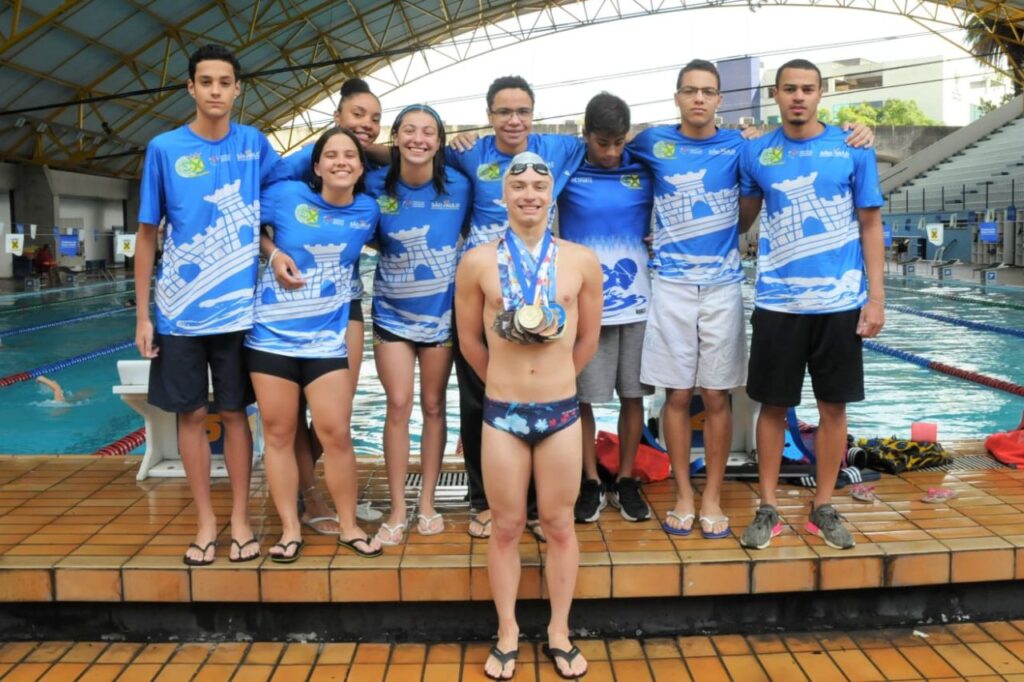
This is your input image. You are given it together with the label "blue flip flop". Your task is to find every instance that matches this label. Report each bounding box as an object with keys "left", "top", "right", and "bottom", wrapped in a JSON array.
[
  {"left": 661, "top": 510, "right": 695, "bottom": 536},
  {"left": 699, "top": 514, "right": 732, "bottom": 539}
]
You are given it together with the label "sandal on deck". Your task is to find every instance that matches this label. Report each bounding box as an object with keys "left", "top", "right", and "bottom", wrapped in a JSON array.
[
  {"left": 338, "top": 535, "right": 382, "bottom": 558},
  {"left": 229, "top": 537, "right": 261, "bottom": 563},
  {"left": 182, "top": 540, "right": 216, "bottom": 567},
  {"left": 661, "top": 510, "right": 695, "bottom": 536},
  {"left": 485, "top": 645, "right": 519, "bottom": 680},
  {"left": 375, "top": 521, "right": 407, "bottom": 546},
  {"left": 270, "top": 539, "right": 303, "bottom": 564},
  {"left": 542, "top": 643, "right": 588, "bottom": 679},
  {"left": 468, "top": 515, "right": 492, "bottom": 539},
  {"left": 416, "top": 512, "right": 445, "bottom": 536},
  {"left": 302, "top": 515, "right": 340, "bottom": 535},
  {"left": 526, "top": 519, "right": 546, "bottom": 543},
  {"left": 699, "top": 514, "right": 732, "bottom": 539}
]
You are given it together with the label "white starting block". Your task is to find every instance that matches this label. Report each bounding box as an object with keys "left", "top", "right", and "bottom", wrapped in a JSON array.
[
  {"left": 114, "top": 359, "right": 263, "bottom": 481},
  {"left": 649, "top": 387, "right": 759, "bottom": 468}
]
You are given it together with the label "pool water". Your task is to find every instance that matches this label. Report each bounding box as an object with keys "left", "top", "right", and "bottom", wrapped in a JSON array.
[{"left": 1, "top": 272, "right": 1022, "bottom": 454}]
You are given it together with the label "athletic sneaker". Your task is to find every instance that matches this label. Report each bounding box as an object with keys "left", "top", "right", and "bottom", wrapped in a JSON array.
[
  {"left": 739, "top": 504, "right": 783, "bottom": 550},
  {"left": 610, "top": 477, "right": 651, "bottom": 522},
  {"left": 806, "top": 502, "right": 855, "bottom": 549},
  {"left": 574, "top": 479, "right": 607, "bottom": 523}
]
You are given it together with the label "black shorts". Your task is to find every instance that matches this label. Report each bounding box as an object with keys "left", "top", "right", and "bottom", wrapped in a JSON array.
[
  {"left": 746, "top": 307, "right": 864, "bottom": 407},
  {"left": 349, "top": 298, "right": 364, "bottom": 324},
  {"left": 245, "top": 348, "right": 348, "bottom": 388},
  {"left": 372, "top": 323, "right": 452, "bottom": 349},
  {"left": 148, "top": 331, "right": 254, "bottom": 413}
]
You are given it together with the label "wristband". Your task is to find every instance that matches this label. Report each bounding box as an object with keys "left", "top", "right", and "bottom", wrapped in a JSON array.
[
  {"left": 267, "top": 248, "right": 280, "bottom": 268},
  {"left": 869, "top": 297, "right": 885, "bottom": 305}
]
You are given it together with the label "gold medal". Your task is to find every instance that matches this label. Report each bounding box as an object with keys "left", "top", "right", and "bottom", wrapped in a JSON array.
[{"left": 515, "top": 304, "right": 545, "bottom": 331}]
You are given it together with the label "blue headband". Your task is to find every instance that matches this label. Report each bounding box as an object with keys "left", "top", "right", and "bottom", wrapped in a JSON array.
[{"left": 395, "top": 104, "right": 443, "bottom": 128}]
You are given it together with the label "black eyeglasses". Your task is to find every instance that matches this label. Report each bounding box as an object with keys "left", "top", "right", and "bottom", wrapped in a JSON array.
[{"left": 507, "top": 161, "right": 550, "bottom": 176}]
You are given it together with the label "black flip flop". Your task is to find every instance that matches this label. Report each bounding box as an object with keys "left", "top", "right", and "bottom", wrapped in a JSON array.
[
  {"left": 270, "top": 539, "right": 304, "bottom": 564},
  {"left": 484, "top": 645, "right": 518, "bottom": 680},
  {"left": 542, "top": 643, "right": 587, "bottom": 680},
  {"left": 338, "top": 535, "right": 382, "bottom": 558},
  {"left": 526, "top": 520, "right": 546, "bottom": 543},
  {"left": 468, "top": 515, "right": 492, "bottom": 539},
  {"left": 182, "top": 540, "right": 216, "bottom": 566},
  {"left": 229, "top": 537, "right": 261, "bottom": 563}
]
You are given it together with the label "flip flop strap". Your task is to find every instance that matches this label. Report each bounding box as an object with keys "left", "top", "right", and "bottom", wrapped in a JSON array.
[{"left": 490, "top": 646, "right": 518, "bottom": 665}]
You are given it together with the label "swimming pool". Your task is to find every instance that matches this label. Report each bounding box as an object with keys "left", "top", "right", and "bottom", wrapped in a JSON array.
[{"left": 1, "top": 271, "right": 1022, "bottom": 454}]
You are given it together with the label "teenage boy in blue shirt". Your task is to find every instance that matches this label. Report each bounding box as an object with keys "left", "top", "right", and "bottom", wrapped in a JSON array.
[
  {"left": 135, "top": 44, "right": 279, "bottom": 565},
  {"left": 557, "top": 93, "right": 655, "bottom": 524},
  {"left": 738, "top": 59, "right": 885, "bottom": 550}
]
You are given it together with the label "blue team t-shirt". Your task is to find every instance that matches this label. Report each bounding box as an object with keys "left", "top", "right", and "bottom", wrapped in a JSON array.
[
  {"left": 628, "top": 126, "right": 744, "bottom": 286},
  {"left": 245, "top": 182, "right": 378, "bottom": 358},
  {"left": 365, "top": 167, "right": 472, "bottom": 343},
  {"left": 445, "top": 134, "right": 585, "bottom": 249},
  {"left": 557, "top": 153, "right": 653, "bottom": 325},
  {"left": 138, "top": 123, "right": 279, "bottom": 335},
  {"left": 265, "top": 142, "right": 381, "bottom": 300},
  {"left": 740, "top": 124, "right": 883, "bottom": 314}
]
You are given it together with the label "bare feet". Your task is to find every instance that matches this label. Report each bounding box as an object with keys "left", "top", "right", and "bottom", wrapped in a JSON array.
[
  {"left": 698, "top": 500, "right": 730, "bottom": 537},
  {"left": 663, "top": 495, "right": 696, "bottom": 533},
  {"left": 484, "top": 628, "right": 519, "bottom": 680},
  {"left": 185, "top": 521, "right": 218, "bottom": 564},
  {"left": 301, "top": 486, "right": 340, "bottom": 534}
]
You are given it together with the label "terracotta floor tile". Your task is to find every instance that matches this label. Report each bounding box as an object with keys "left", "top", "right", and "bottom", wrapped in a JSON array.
[
  {"left": 827, "top": 649, "right": 885, "bottom": 681},
  {"left": 231, "top": 664, "right": 275, "bottom": 682},
  {"left": 677, "top": 636, "right": 716, "bottom": 658},
  {"left": 610, "top": 658, "right": 653, "bottom": 681},
  {"left": 353, "top": 643, "right": 391, "bottom": 664},
  {"left": 746, "top": 634, "right": 787, "bottom": 655},
  {"left": 77, "top": 664, "right": 125, "bottom": 681},
  {"left": 114, "top": 663, "right": 162, "bottom": 681},
  {"left": 0, "top": 642, "right": 37, "bottom": 663},
  {"left": 207, "top": 643, "right": 249, "bottom": 664},
  {"left": 899, "top": 646, "right": 959, "bottom": 678},
  {"left": 3, "top": 663, "right": 55, "bottom": 681},
  {"left": 757, "top": 652, "right": 809, "bottom": 681},
  {"left": 153, "top": 663, "right": 200, "bottom": 681},
  {"left": 59, "top": 642, "right": 108, "bottom": 663},
  {"left": 0, "top": 568, "right": 53, "bottom": 601},
  {"left": 306, "top": 664, "right": 349, "bottom": 681},
  {"left": 793, "top": 650, "right": 847, "bottom": 681},
  {"left": 751, "top": 558, "right": 816, "bottom": 593},
  {"left": 318, "top": 643, "right": 357, "bottom": 665},
  {"left": 647, "top": 657, "right": 690, "bottom": 681},
  {"left": 964, "top": 642, "right": 1024, "bottom": 674},
  {"left": 421, "top": 663, "right": 461, "bottom": 681},
  {"left": 862, "top": 648, "right": 921, "bottom": 680},
  {"left": 261, "top": 563, "right": 330, "bottom": 602},
  {"left": 344, "top": 663, "right": 387, "bottom": 681},
  {"left": 424, "top": 643, "right": 461, "bottom": 664},
  {"left": 269, "top": 664, "right": 312, "bottom": 682},
  {"left": 25, "top": 642, "right": 73, "bottom": 662},
  {"left": 641, "top": 638, "right": 681, "bottom": 660},
  {"left": 278, "top": 644, "right": 318, "bottom": 665},
  {"left": 38, "top": 661, "right": 89, "bottom": 680},
  {"left": 244, "top": 642, "right": 285, "bottom": 665},
  {"left": 931, "top": 643, "right": 997, "bottom": 677},
  {"left": 684, "top": 655, "right": 731, "bottom": 681}
]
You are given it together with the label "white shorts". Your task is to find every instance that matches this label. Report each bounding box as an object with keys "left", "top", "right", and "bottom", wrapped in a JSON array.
[{"left": 640, "top": 279, "right": 747, "bottom": 390}]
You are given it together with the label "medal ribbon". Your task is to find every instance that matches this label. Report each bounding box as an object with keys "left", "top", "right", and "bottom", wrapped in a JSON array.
[{"left": 505, "top": 229, "right": 553, "bottom": 308}]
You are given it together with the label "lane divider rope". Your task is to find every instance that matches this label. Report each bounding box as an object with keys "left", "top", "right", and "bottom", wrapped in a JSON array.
[
  {"left": 864, "top": 339, "right": 1024, "bottom": 398},
  {"left": 0, "top": 340, "right": 134, "bottom": 388},
  {"left": 0, "top": 307, "right": 131, "bottom": 339},
  {"left": 94, "top": 427, "right": 146, "bottom": 456}
]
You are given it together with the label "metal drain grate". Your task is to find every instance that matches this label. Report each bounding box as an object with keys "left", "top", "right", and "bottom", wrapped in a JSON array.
[
  {"left": 404, "top": 470, "right": 468, "bottom": 499},
  {"left": 919, "top": 454, "right": 1008, "bottom": 472}
]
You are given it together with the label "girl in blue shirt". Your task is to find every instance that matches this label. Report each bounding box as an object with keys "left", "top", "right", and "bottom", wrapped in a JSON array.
[
  {"left": 365, "top": 105, "right": 472, "bottom": 545},
  {"left": 248, "top": 127, "right": 382, "bottom": 560}
]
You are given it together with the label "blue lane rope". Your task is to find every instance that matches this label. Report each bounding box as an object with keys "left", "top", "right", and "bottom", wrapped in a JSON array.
[
  {"left": 887, "top": 285, "right": 1024, "bottom": 312},
  {"left": 0, "top": 287, "right": 135, "bottom": 315},
  {"left": 0, "top": 340, "right": 135, "bottom": 388},
  {"left": 887, "top": 303, "right": 1024, "bottom": 340},
  {"left": 0, "top": 307, "right": 131, "bottom": 339}
]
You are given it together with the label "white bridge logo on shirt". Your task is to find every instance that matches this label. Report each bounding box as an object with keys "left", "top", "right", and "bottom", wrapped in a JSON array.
[
  {"left": 476, "top": 163, "right": 502, "bottom": 181},
  {"left": 653, "top": 141, "right": 676, "bottom": 159},
  {"left": 294, "top": 204, "right": 320, "bottom": 227},
  {"left": 174, "top": 153, "right": 210, "bottom": 178},
  {"left": 620, "top": 174, "right": 642, "bottom": 190},
  {"left": 377, "top": 195, "right": 399, "bottom": 215}
]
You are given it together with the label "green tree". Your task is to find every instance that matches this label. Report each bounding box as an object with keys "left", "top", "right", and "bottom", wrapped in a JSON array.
[
  {"left": 978, "top": 92, "right": 1015, "bottom": 114},
  {"left": 836, "top": 102, "right": 880, "bottom": 126},
  {"left": 966, "top": 16, "right": 1024, "bottom": 96},
  {"left": 877, "top": 99, "right": 936, "bottom": 125}
]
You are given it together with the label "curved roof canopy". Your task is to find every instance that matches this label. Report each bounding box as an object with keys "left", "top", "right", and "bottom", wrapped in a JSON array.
[{"left": 1, "top": 0, "right": 1022, "bottom": 178}]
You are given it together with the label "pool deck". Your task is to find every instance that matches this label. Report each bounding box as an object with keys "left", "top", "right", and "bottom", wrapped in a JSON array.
[
  {"left": 6, "top": 622, "right": 1024, "bottom": 681},
  {"left": 2, "top": 442, "right": 1022, "bottom": 610}
]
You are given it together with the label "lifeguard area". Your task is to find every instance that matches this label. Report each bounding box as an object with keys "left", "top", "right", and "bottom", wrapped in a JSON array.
[{"left": 3, "top": 1, "right": 1024, "bottom": 680}]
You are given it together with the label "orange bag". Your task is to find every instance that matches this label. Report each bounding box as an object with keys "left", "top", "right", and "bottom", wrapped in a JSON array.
[
  {"left": 985, "top": 412, "right": 1024, "bottom": 469},
  {"left": 595, "top": 430, "right": 671, "bottom": 483}
]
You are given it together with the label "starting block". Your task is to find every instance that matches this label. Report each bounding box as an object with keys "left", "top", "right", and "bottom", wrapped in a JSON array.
[{"left": 114, "top": 360, "right": 263, "bottom": 481}]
